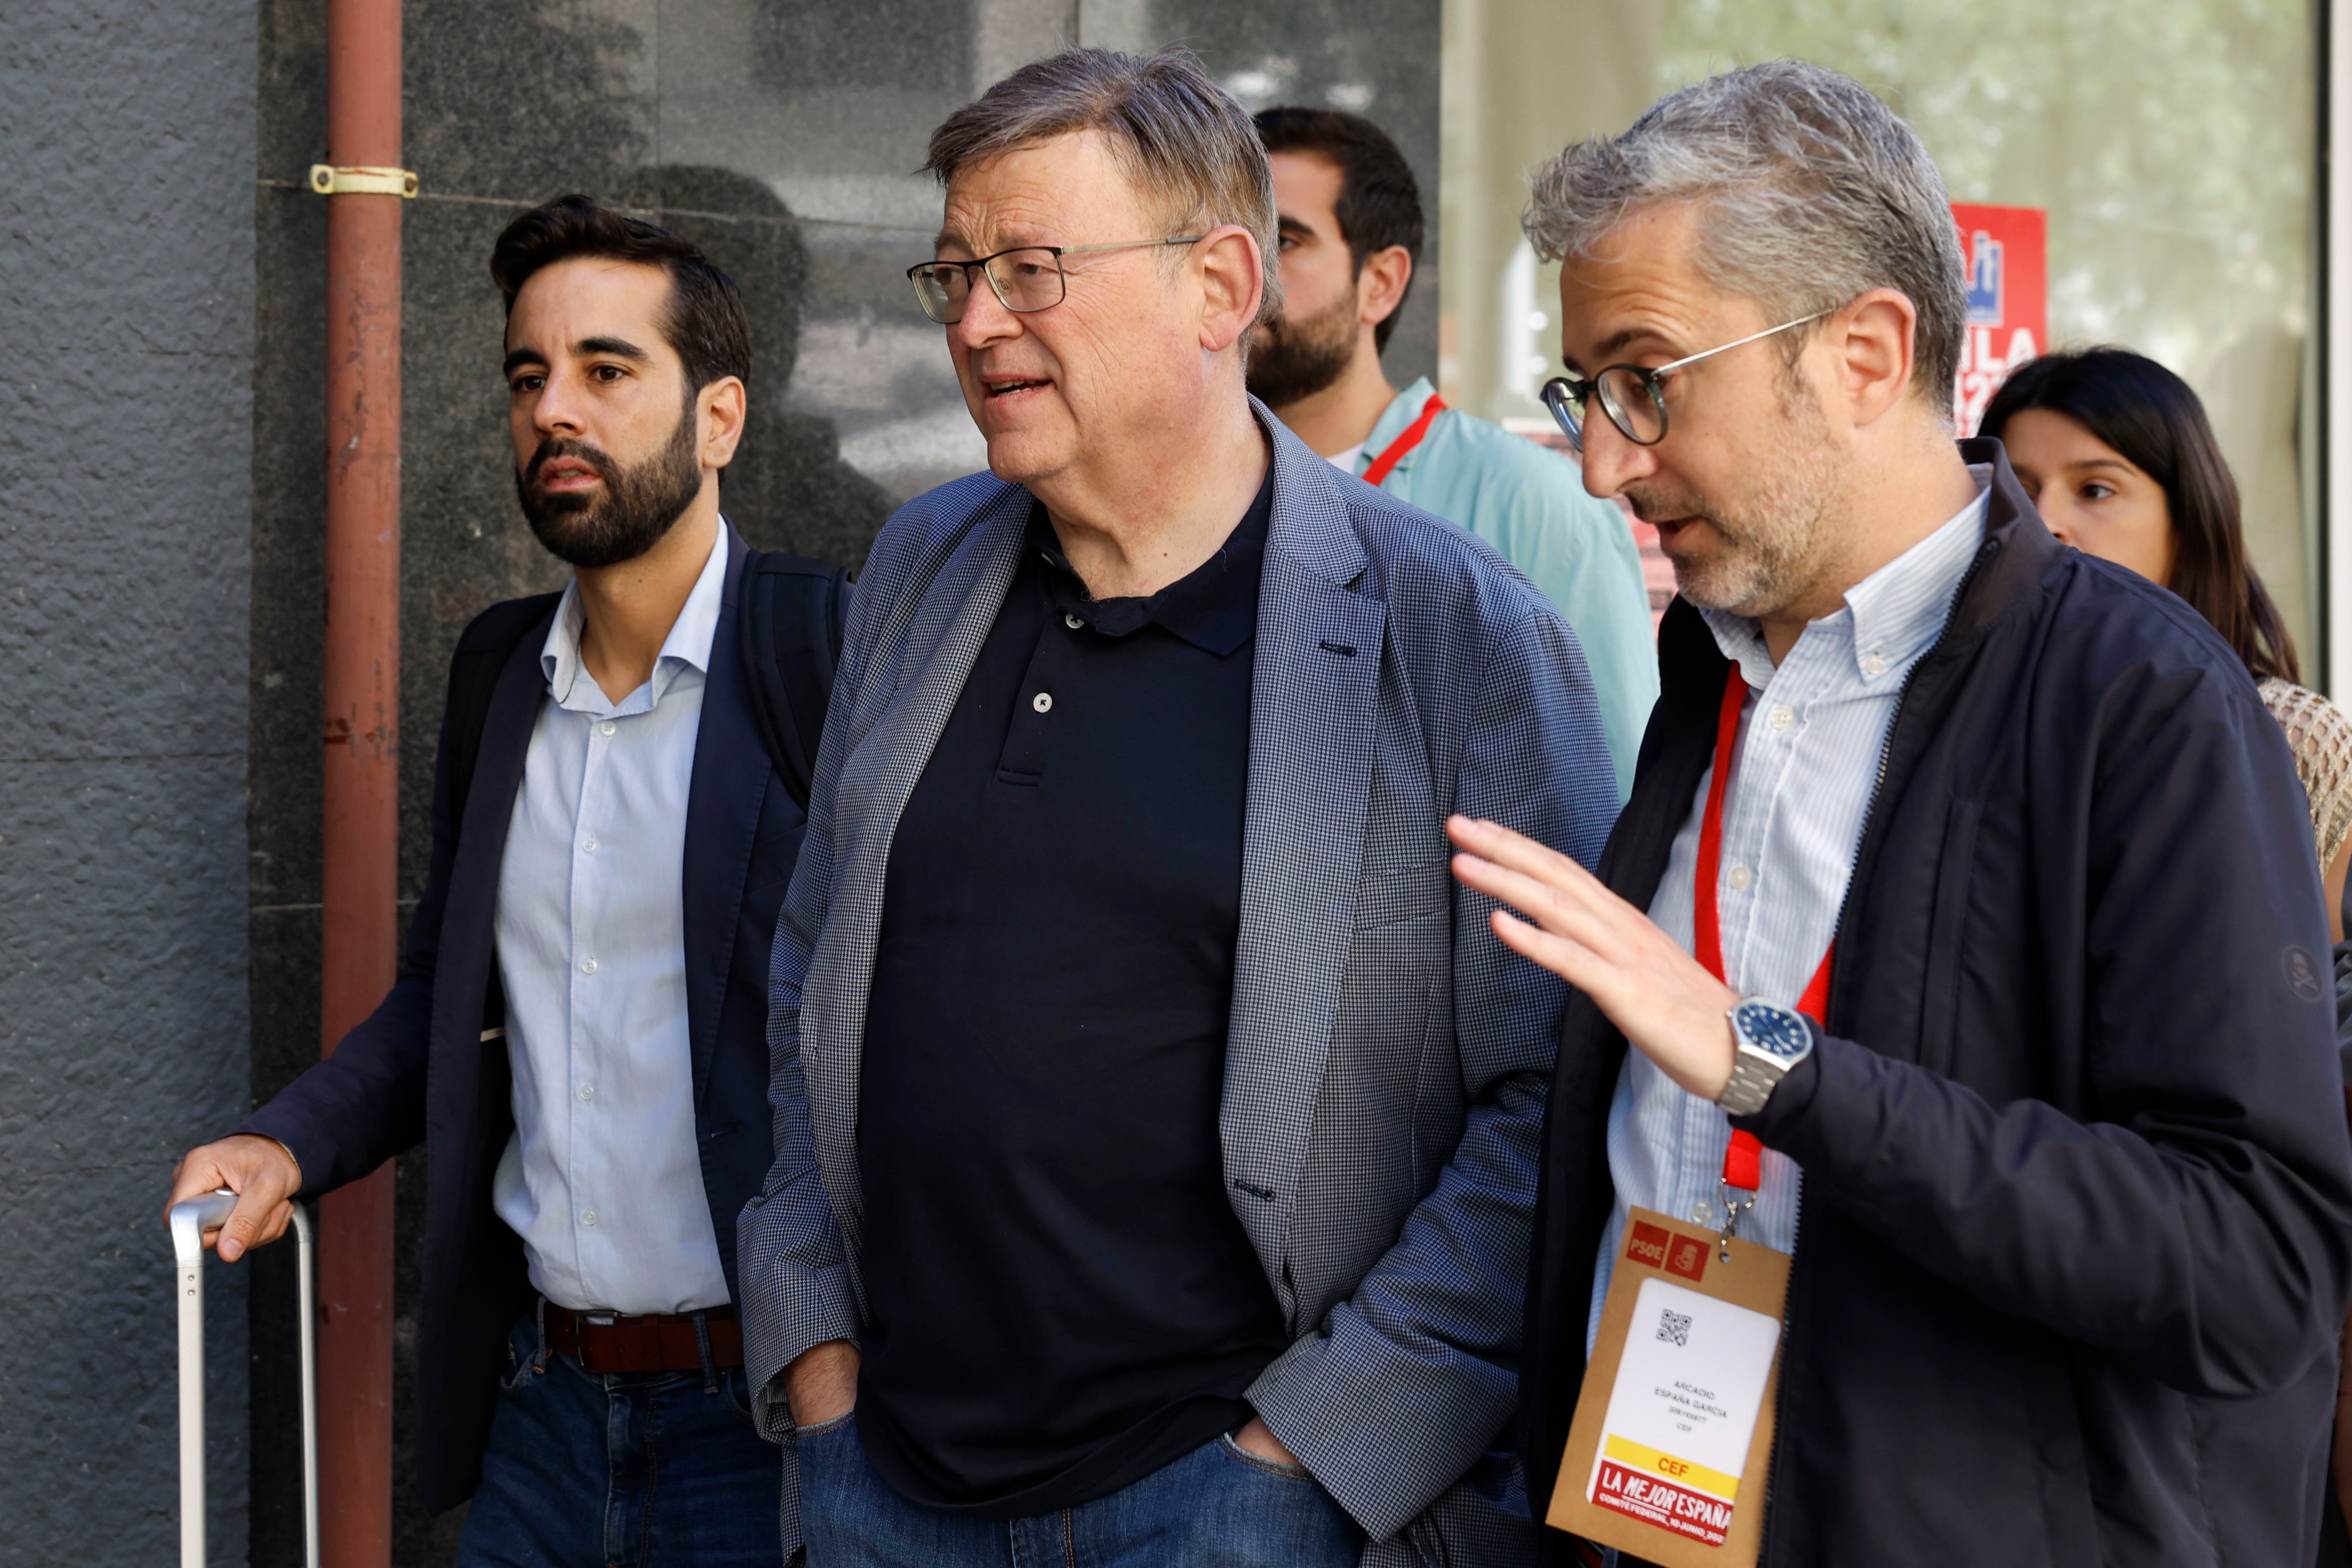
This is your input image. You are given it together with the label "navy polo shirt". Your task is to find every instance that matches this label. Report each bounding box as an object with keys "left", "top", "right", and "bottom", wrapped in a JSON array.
[{"left": 855, "top": 469, "right": 1288, "bottom": 1514}]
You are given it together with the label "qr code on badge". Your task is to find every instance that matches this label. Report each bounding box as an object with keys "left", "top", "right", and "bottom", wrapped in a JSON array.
[{"left": 1657, "top": 1308, "right": 1691, "bottom": 1347}]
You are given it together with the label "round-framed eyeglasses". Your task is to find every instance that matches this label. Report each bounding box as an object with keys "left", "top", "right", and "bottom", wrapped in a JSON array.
[
  {"left": 907, "top": 237, "right": 1206, "bottom": 325},
  {"left": 1538, "top": 308, "right": 1834, "bottom": 454}
]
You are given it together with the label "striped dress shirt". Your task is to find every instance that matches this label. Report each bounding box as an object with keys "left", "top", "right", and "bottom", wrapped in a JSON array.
[
  {"left": 1588, "top": 473, "right": 1991, "bottom": 1344},
  {"left": 491, "top": 520, "right": 733, "bottom": 1315}
]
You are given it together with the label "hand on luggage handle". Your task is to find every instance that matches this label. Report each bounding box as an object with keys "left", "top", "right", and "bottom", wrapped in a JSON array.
[{"left": 172, "top": 1189, "right": 318, "bottom": 1568}]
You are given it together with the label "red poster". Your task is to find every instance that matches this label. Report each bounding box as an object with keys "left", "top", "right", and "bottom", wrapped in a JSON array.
[{"left": 1950, "top": 203, "right": 2046, "bottom": 434}]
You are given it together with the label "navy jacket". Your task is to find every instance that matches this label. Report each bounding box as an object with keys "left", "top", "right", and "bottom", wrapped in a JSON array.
[
  {"left": 243, "top": 530, "right": 805, "bottom": 1513},
  {"left": 1524, "top": 442, "right": 2352, "bottom": 1566}
]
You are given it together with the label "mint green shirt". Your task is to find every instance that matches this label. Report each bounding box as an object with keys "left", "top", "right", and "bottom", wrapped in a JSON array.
[{"left": 1352, "top": 379, "right": 1658, "bottom": 799}]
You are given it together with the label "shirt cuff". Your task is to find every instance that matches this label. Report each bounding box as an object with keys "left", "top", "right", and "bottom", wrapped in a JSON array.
[{"left": 264, "top": 1136, "right": 303, "bottom": 1190}]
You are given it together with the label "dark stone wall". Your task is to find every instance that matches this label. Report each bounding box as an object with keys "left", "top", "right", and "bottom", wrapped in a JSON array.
[
  {"left": 0, "top": 0, "right": 259, "bottom": 1561},
  {"left": 237, "top": 2, "right": 1438, "bottom": 1561}
]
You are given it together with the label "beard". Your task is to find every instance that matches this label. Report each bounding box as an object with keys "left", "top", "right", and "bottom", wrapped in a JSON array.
[
  {"left": 515, "top": 399, "right": 703, "bottom": 569},
  {"left": 1246, "top": 287, "right": 1360, "bottom": 407},
  {"left": 1625, "top": 371, "right": 1846, "bottom": 618}
]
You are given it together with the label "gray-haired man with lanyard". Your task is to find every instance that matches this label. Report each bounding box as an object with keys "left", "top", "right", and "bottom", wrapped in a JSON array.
[{"left": 1453, "top": 63, "right": 2352, "bottom": 1567}]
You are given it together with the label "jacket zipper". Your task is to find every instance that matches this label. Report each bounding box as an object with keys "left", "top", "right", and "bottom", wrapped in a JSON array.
[{"left": 1756, "top": 533, "right": 1998, "bottom": 1565}]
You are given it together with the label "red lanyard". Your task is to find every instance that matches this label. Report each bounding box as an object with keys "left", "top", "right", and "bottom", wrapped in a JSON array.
[
  {"left": 1360, "top": 395, "right": 1447, "bottom": 486},
  {"left": 1695, "top": 664, "right": 1831, "bottom": 1192}
]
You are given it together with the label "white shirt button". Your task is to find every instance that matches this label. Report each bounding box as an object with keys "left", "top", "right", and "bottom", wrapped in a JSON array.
[
  {"left": 599, "top": 720, "right": 617, "bottom": 737},
  {"left": 1861, "top": 653, "right": 1887, "bottom": 677},
  {"left": 1769, "top": 706, "right": 1794, "bottom": 731},
  {"left": 1728, "top": 865, "right": 1753, "bottom": 892},
  {"left": 1032, "top": 692, "right": 1053, "bottom": 713},
  {"left": 1064, "top": 612, "right": 1084, "bottom": 630},
  {"left": 580, "top": 957, "right": 599, "bottom": 975},
  {"left": 580, "top": 1210, "right": 597, "bottom": 1228},
  {"left": 581, "top": 836, "right": 599, "bottom": 854},
  {"left": 578, "top": 1084, "right": 595, "bottom": 1102},
  {"left": 1690, "top": 1202, "right": 1714, "bottom": 1225}
]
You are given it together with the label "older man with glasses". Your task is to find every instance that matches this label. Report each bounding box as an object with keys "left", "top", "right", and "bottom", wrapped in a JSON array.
[
  {"left": 736, "top": 45, "right": 1617, "bottom": 1568},
  {"left": 1450, "top": 62, "right": 2352, "bottom": 1567}
]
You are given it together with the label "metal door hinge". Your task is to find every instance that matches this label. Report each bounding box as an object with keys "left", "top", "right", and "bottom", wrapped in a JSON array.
[{"left": 309, "top": 163, "right": 418, "bottom": 198}]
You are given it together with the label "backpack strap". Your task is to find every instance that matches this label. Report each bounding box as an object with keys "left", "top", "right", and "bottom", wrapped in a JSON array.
[
  {"left": 443, "top": 592, "right": 563, "bottom": 833},
  {"left": 735, "top": 551, "right": 852, "bottom": 814}
]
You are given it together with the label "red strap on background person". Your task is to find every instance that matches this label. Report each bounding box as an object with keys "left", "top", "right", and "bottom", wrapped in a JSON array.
[
  {"left": 1359, "top": 395, "right": 1447, "bottom": 486},
  {"left": 1694, "top": 665, "right": 1831, "bottom": 1193}
]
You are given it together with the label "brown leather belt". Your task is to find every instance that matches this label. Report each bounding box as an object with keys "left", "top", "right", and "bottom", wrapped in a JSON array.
[{"left": 541, "top": 1302, "right": 743, "bottom": 1375}]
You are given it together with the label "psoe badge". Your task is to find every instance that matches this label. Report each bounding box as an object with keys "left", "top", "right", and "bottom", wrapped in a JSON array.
[{"left": 1547, "top": 1209, "right": 1793, "bottom": 1568}]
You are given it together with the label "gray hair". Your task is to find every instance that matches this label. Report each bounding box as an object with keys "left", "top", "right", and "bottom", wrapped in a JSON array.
[
  {"left": 1526, "top": 61, "right": 1965, "bottom": 417},
  {"left": 922, "top": 47, "right": 1282, "bottom": 328}
]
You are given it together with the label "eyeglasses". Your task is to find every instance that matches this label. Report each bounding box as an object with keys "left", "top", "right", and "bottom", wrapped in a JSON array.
[
  {"left": 907, "top": 237, "right": 1207, "bottom": 325},
  {"left": 1538, "top": 309, "right": 1834, "bottom": 453}
]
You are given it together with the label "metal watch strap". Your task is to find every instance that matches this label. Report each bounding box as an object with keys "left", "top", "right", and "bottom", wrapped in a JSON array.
[{"left": 1718, "top": 1048, "right": 1785, "bottom": 1117}]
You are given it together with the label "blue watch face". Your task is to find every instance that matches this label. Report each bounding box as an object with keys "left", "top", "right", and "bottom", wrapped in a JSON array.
[{"left": 1733, "top": 1001, "right": 1812, "bottom": 1063}]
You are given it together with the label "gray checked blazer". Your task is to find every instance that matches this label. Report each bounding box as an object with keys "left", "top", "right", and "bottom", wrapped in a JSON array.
[{"left": 740, "top": 406, "right": 1620, "bottom": 1566}]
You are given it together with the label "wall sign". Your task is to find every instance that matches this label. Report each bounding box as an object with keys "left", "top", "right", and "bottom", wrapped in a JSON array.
[{"left": 1951, "top": 203, "right": 2047, "bottom": 434}]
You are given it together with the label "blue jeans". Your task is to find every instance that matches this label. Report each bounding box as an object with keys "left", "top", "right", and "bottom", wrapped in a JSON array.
[
  {"left": 797, "top": 1413, "right": 1365, "bottom": 1567},
  {"left": 457, "top": 1313, "right": 783, "bottom": 1567}
]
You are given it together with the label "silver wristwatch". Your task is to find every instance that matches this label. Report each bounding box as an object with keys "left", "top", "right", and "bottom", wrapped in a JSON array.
[{"left": 1717, "top": 998, "right": 1816, "bottom": 1117}]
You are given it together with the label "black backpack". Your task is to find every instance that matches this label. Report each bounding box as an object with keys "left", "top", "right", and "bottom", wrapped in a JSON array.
[{"left": 440, "top": 550, "right": 851, "bottom": 832}]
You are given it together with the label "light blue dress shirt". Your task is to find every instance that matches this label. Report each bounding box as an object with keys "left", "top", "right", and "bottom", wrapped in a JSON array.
[
  {"left": 1587, "top": 474, "right": 1991, "bottom": 1347},
  {"left": 1354, "top": 378, "right": 1659, "bottom": 800},
  {"left": 490, "top": 520, "right": 732, "bottom": 1315}
]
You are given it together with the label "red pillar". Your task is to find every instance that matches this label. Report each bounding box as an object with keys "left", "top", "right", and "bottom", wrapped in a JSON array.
[{"left": 317, "top": 0, "right": 402, "bottom": 1562}]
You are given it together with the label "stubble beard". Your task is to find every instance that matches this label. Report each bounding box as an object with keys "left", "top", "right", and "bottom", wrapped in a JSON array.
[
  {"left": 515, "top": 396, "right": 705, "bottom": 570},
  {"left": 1246, "top": 286, "right": 1359, "bottom": 408},
  {"left": 1628, "top": 371, "right": 1847, "bottom": 620}
]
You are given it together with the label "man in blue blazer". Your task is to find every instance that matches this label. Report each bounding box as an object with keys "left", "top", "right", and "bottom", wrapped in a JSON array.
[
  {"left": 169, "top": 198, "right": 822, "bottom": 1565},
  {"left": 739, "top": 51, "right": 1618, "bottom": 1568}
]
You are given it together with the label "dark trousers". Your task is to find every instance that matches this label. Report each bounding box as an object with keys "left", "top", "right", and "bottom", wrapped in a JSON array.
[{"left": 457, "top": 1314, "right": 783, "bottom": 1567}]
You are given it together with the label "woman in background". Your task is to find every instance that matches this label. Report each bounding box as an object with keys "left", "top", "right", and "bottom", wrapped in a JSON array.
[
  {"left": 1982, "top": 348, "right": 2352, "bottom": 1559},
  {"left": 1981, "top": 347, "right": 2352, "bottom": 930}
]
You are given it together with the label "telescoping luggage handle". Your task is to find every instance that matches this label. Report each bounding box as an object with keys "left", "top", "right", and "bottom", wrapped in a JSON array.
[{"left": 171, "top": 1189, "right": 319, "bottom": 1568}]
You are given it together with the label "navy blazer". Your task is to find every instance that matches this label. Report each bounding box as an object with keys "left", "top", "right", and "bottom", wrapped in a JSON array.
[{"left": 243, "top": 528, "right": 805, "bottom": 1512}]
